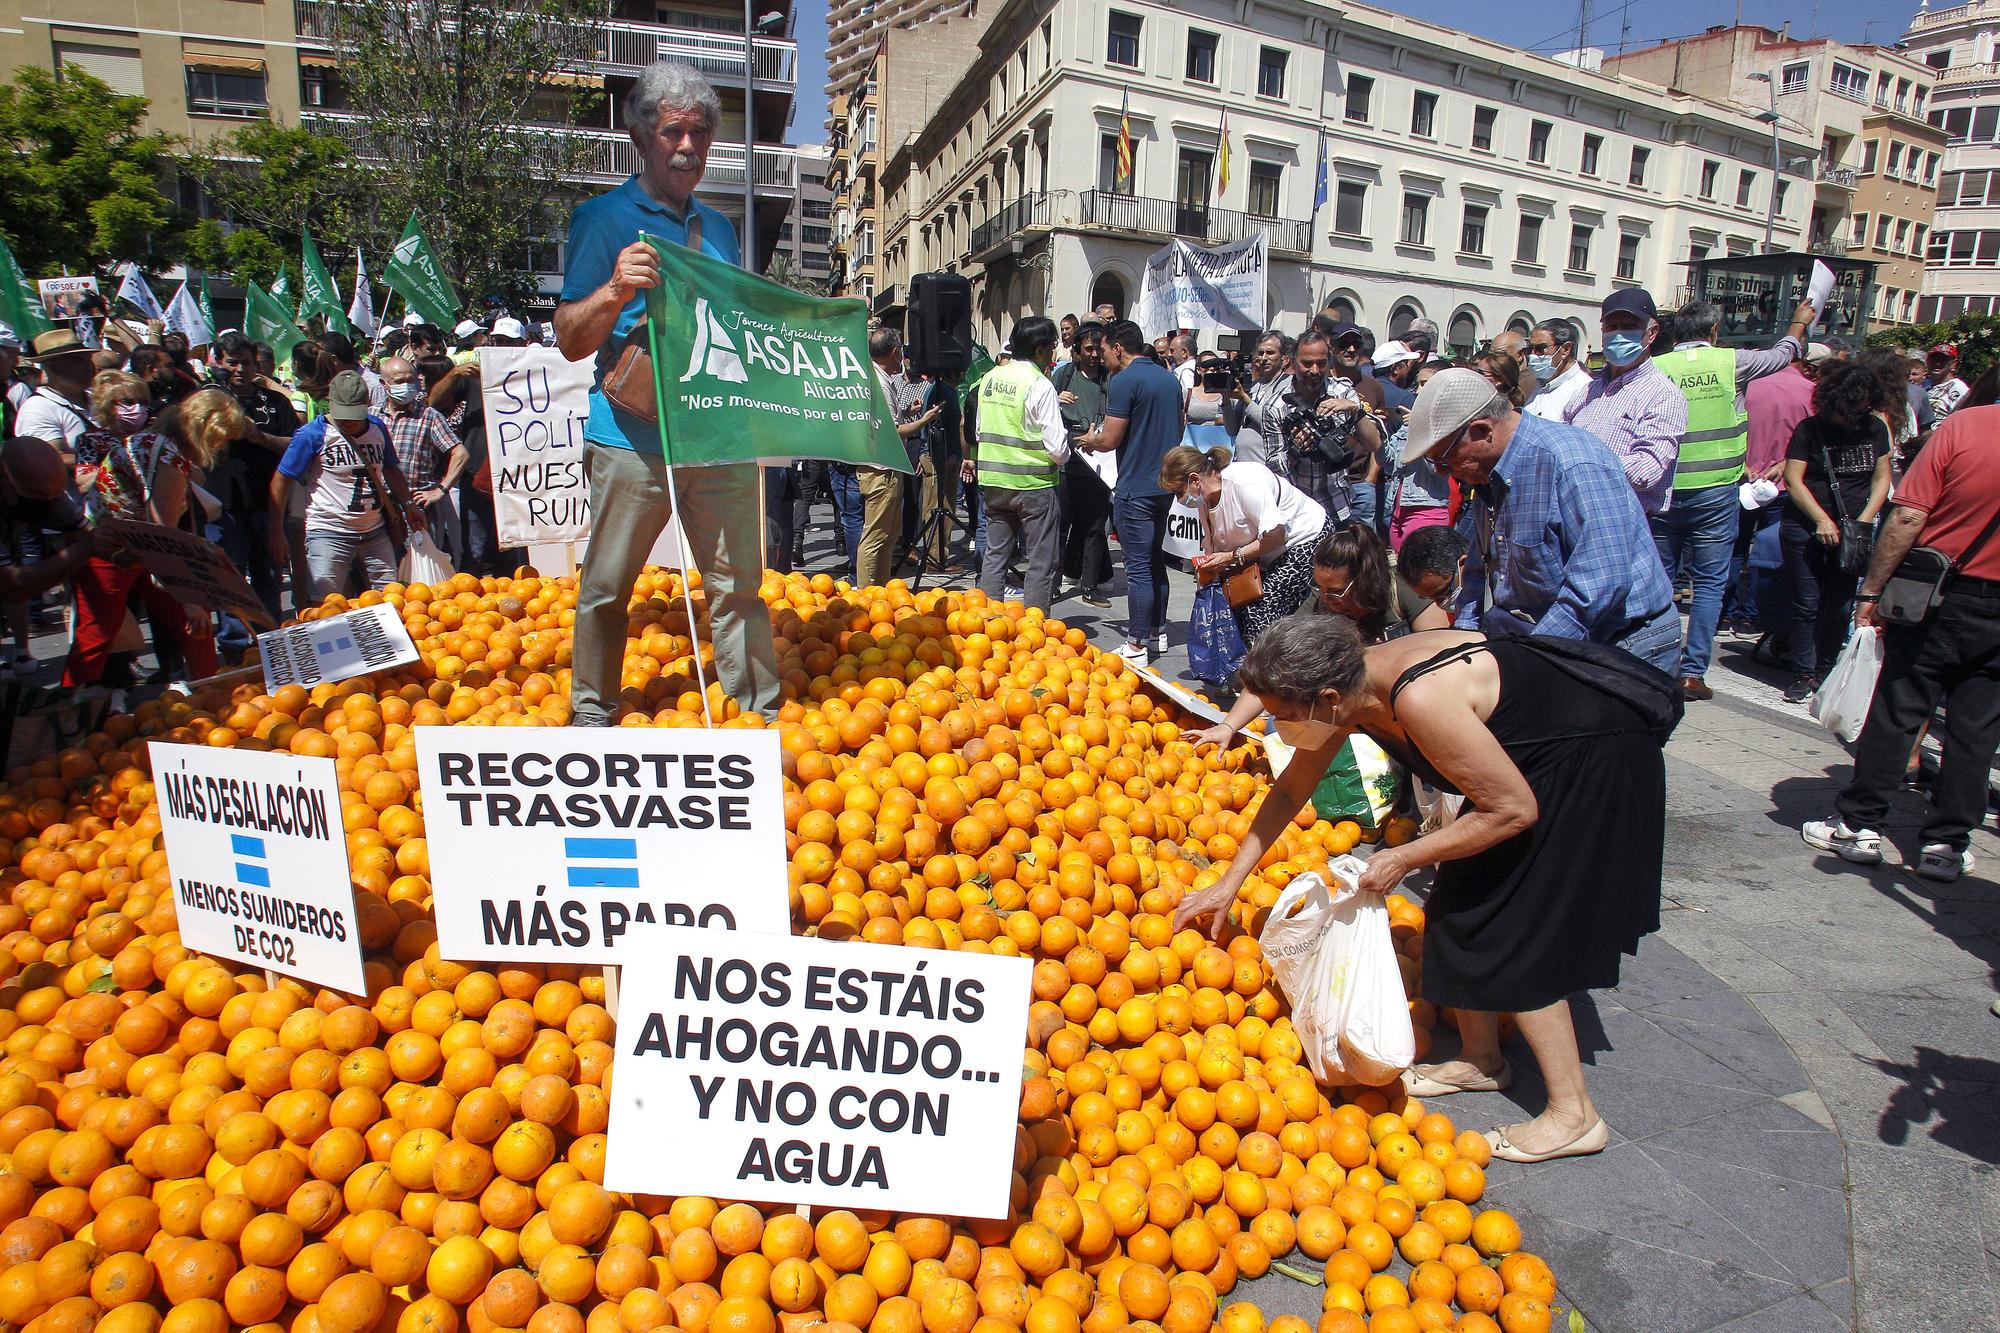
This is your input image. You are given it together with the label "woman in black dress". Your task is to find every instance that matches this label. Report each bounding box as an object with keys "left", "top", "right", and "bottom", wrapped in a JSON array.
[{"left": 1176, "top": 614, "right": 1667, "bottom": 1163}]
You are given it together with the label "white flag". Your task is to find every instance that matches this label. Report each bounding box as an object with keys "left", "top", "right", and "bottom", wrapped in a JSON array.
[
  {"left": 164, "top": 279, "right": 212, "bottom": 347},
  {"left": 347, "top": 250, "right": 378, "bottom": 339},
  {"left": 115, "top": 264, "right": 163, "bottom": 321}
]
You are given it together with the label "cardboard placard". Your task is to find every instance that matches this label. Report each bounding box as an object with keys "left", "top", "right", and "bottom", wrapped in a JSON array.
[
  {"left": 603, "top": 926, "right": 1032, "bottom": 1216},
  {"left": 257, "top": 603, "right": 418, "bottom": 691},
  {"left": 150, "top": 743, "right": 366, "bottom": 993},
  {"left": 412, "top": 727, "right": 790, "bottom": 962},
  {"left": 481, "top": 345, "right": 595, "bottom": 547},
  {"left": 102, "top": 519, "right": 276, "bottom": 630}
]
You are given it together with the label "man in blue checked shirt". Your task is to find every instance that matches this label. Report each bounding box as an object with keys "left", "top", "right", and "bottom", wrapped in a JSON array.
[{"left": 1401, "top": 369, "right": 1680, "bottom": 672}]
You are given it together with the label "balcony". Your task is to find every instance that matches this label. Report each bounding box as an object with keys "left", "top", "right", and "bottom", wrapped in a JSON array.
[
  {"left": 1816, "top": 165, "right": 1858, "bottom": 190},
  {"left": 970, "top": 192, "right": 1055, "bottom": 257},
  {"left": 1909, "top": 0, "right": 2000, "bottom": 29},
  {"left": 294, "top": 0, "right": 796, "bottom": 90},
  {"left": 1937, "top": 61, "right": 2000, "bottom": 89},
  {"left": 1074, "top": 190, "right": 1312, "bottom": 254},
  {"left": 300, "top": 110, "right": 797, "bottom": 191}
]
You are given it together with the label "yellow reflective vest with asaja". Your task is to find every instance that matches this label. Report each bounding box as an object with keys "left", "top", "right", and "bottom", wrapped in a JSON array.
[
  {"left": 1664, "top": 346, "right": 1747, "bottom": 491},
  {"left": 975, "top": 361, "right": 1059, "bottom": 490}
]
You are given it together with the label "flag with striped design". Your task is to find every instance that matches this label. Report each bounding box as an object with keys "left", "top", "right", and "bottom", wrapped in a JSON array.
[{"left": 1117, "top": 88, "right": 1134, "bottom": 188}]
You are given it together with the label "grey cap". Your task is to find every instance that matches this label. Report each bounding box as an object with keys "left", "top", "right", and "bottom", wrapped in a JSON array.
[
  {"left": 328, "top": 369, "right": 371, "bottom": 422},
  {"left": 1404, "top": 368, "right": 1509, "bottom": 461}
]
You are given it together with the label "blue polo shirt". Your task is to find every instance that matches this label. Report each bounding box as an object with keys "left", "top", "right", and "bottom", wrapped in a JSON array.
[
  {"left": 559, "top": 175, "right": 741, "bottom": 453},
  {"left": 1105, "top": 356, "right": 1183, "bottom": 501}
]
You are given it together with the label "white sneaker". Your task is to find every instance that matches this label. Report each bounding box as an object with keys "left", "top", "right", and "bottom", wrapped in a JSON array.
[
  {"left": 1915, "top": 842, "right": 1973, "bottom": 882},
  {"left": 1801, "top": 817, "right": 1883, "bottom": 864},
  {"left": 1114, "top": 642, "right": 1148, "bottom": 666},
  {"left": 1153, "top": 631, "right": 1169, "bottom": 656}
]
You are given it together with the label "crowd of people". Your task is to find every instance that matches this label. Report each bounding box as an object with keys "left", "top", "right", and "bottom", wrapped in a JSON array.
[{"left": 0, "top": 307, "right": 542, "bottom": 705}]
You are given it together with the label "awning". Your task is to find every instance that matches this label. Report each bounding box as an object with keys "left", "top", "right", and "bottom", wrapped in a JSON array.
[
  {"left": 298, "top": 52, "right": 339, "bottom": 68},
  {"left": 182, "top": 51, "right": 266, "bottom": 73}
]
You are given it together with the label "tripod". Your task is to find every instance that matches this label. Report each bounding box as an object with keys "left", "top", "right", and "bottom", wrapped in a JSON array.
[{"left": 905, "top": 500, "right": 964, "bottom": 591}]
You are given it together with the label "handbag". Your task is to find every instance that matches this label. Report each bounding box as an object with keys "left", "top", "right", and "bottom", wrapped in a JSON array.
[
  {"left": 1878, "top": 499, "right": 2000, "bottom": 627},
  {"left": 1197, "top": 556, "right": 1265, "bottom": 607},
  {"left": 600, "top": 213, "right": 703, "bottom": 425},
  {"left": 1816, "top": 440, "right": 1875, "bottom": 577}
]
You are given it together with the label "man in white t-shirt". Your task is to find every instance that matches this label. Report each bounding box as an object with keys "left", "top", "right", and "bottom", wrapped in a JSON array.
[
  {"left": 270, "top": 370, "right": 424, "bottom": 601},
  {"left": 15, "top": 331, "right": 99, "bottom": 460}
]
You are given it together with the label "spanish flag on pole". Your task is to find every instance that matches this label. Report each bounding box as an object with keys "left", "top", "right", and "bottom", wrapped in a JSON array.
[
  {"left": 1217, "top": 109, "right": 1231, "bottom": 198},
  {"left": 1116, "top": 88, "right": 1134, "bottom": 188}
]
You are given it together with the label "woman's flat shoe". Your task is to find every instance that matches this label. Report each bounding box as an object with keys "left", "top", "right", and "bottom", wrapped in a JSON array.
[
  {"left": 1485, "top": 1117, "right": 1610, "bottom": 1163},
  {"left": 1403, "top": 1062, "right": 1512, "bottom": 1096}
]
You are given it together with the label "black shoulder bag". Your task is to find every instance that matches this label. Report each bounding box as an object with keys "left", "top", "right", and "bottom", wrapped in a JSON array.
[
  {"left": 1816, "top": 437, "right": 1876, "bottom": 578},
  {"left": 1879, "top": 500, "right": 2000, "bottom": 627}
]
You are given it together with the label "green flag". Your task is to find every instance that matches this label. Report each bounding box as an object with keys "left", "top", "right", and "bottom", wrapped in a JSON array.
[
  {"left": 383, "top": 213, "right": 460, "bottom": 329},
  {"left": 196, "top": 274, "right": 216, "bottom": 334},
  {"left": 641, "top": 235, "right": 909, "bottom": 471},
  {"left": 0, "top": 236, "right": 52, "bottom": 339},
  {"left": 297, "top": 231, "right": 350, "bottom": 334},
  {"left": 271, "top": 264, "right": 293, "bottom": 308},
  {"left": 242, "top": 280, "right": 303, "bottom": 362},
  {"left": 959, "top": 341, "right": 994, "bottom": 407}
]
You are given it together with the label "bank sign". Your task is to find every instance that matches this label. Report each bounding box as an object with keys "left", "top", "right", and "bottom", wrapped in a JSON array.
[{"left": 639, "top": 236, "right": 912, "bottom": 472}]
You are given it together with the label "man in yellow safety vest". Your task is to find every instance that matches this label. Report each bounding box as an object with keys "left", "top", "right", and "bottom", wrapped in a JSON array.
[{"left": 968, "top": 316, "right": 1070, "bottom": 610}]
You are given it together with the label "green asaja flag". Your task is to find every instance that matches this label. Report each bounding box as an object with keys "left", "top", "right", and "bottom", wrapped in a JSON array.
[
  {"left": 640, "top": 235, "right": 910, "bottom": 471},
  {"left": 297, "top": 230, "right": 350, "bottom": 334},
  {"left": 270, "top": 264, "right": 293, "bottom": 308},
  {"left": 196, "top": 274, "right": 216, "bottom": 334},
  {"left": 242, "top": 280, "right": 303, "bottom": 362},
  {"left": 383, "top": 213, "right": 460, "bottom": 330},
  {"left": 0, "top": 236, "right": 53, "bottom": 339}
]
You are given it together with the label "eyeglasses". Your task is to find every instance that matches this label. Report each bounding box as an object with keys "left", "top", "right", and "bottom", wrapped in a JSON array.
[
  {"left": 1317, "top": 578, "right": 1357, "bottom": 603},
  {"left": 1432, "top": 429, "right": 1471, "bottom": 468},
  {"left": 1527, "top": 342, "right": 1557, "bottom": 355}
]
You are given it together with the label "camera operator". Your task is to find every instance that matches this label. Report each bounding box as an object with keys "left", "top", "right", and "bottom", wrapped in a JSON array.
[{"left": 1259, "top": 329, "right": 1380, "bottom": 525}]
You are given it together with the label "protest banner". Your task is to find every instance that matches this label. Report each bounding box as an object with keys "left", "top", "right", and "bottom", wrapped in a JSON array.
[
  {"left": 641, "top": 238, "right": 910, "bottom": 471},
  {"left": 100, "top": 518, "right": 276, "bottom": 629},
  {"left": 257, "top": 603, "right": 418, "bottom": 691},
  {"left": 1162, "top": 496, "right": 1205, "bottom": 559},
  {"left": 150, "top": 743, "right": 365, "bottom": 992},
  {"left": 1135, "top": 233, "right": 1267, "bottom": 337},
  {"left": 36, "top": 276, "right": 99, "bottom": 321},
  {"left": 413, "top": 727, "right": 789, "bottom": 962},
  {"left": 482, "top": 345, "right": 594, "bottom": 546},
  {"left": 603, "top": 926, "right": 1032, "bottom": 1216}
]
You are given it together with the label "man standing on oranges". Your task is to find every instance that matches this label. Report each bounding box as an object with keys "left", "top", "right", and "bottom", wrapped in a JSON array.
[{"left": 554, "top": 60, "right": 782, "bottom": 722}]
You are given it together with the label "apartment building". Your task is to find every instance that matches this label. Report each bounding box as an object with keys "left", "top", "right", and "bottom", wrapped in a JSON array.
[
  {"left": 0, "top": 0, "right": 803, "bottom": 299},
  {"left": 826, "top": 0, "right": 975, "bottom": 102},
  {"left": 771, "top": 145, "right": 836, "bottom": 287},
  {"left": 1604, "top": 24, "right": 1940, "bottom": 329},
  {"left": 881, "top": 0, "right": 1814, "bottom": 354},
  {"left": 1902, "top": 0, "right": 2000, "bottom": 321}
]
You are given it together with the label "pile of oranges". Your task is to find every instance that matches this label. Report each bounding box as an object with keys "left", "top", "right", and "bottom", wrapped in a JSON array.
[{"left": 0, "top": 566, "right": 1566, "bottom": 1333}]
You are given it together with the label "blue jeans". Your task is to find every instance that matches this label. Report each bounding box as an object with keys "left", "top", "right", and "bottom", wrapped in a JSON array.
[
  {"left": 1613, "top": 604, "right": 1685, "bottom": 675},
  {"left": 1648, "top": 482, "right": 1737, "bottom": 678},
  {"left": 1348, "top": 481, "right": 1379, "bottom": 534},
  {"left": 826, "top": 465, "right": 862, "bottom": 576},
  {"left": 211, "top": 506, "right": 283, "bottom": 660},
  {"left": 1721, "top": 503, "right": 1779, "bottom": 627},
  {"left": 1113, "top": 492, "right": 1173, "bottom": 646}
]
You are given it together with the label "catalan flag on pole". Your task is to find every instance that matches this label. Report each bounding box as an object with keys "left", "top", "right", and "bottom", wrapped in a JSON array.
[
  {"left": 1116, "top": 88, "right": 1134, "bottom": 189},
  {"left": 1217, "top": 109, "right": 1231, "bottom": 198}
]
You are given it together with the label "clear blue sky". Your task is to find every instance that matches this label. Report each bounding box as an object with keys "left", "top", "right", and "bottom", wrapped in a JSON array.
[{"left": 783, "top": 0, "right": 1913, "bottom": 144}]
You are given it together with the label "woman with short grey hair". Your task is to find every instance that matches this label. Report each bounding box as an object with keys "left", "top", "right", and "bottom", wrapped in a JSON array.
[{"left": 1177, "top": 611, "right": 1670, "bottom": 1166}]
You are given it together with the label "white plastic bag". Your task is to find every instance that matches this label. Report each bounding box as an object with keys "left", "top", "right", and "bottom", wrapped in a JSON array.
[
  {"left": 1811, "top": 626, "right": 1882, "bottom": 744},
  {"left": 1257, "top": 859, "right": 1415, "bottom": 1087},
  {"left": 398, "top": 529, "right": 456, "bottom": 587}
]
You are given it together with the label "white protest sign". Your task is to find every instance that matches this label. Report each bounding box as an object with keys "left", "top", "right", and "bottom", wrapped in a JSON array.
[
  {"left": 413, "top": 727, "right": 789, "bottom": 961},
  {"left": 603, "top": 926, "right": 1032, "bottom": 1216},
  {"left": 1162, "top": 497, "right": 1205, "bottom": 559},
  {"left": 1136, "top": 234, "right": 1267, "bottom": 337},
  {"left": 150, "top": 743, "right": 365, "bottom": 992},
  {"left": 102, "top": 519, "right": 276, "bottom": 629},
  {"left": 257, "top": 603, "right": 418, "bottom": 691},
  {"left": 482, "top": 345, "right": 594, "bottom": 546}
]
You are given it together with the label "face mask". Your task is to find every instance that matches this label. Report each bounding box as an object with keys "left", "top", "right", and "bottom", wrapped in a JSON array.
[
  {"left": 113, "top": 402, "right": 149, "bottom": 430},
  {"left": 1181, "top": 485, "right": 1203, "bottom": 507},
  {"left": 1603, "top": 333, "right": 1647, "bottom": 368},
  {"left": 1275, "top": 699, "right": 1340, "bottom": 751},
  {"left": 388, "top": 382, "right": 421, "bottom": 405},
  {"left": 1527, "top": 354, "right": 1556, "bottom": 380}
]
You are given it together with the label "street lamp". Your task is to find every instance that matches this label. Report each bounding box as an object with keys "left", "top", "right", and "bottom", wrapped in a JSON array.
[
  {"left": 1749, "top": 71, "right": 1782, "bottom": 254},
  {"left": 743, "top": 6, "right": 788, "bottom": 272}
]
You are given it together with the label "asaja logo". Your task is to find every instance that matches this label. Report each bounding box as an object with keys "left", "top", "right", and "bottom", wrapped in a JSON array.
[
  {"left": 392, "top": 234, "right": 422, "bottom": 266},
  {"left": 682, "top": 298, "right": 749, "bottom": 384}
]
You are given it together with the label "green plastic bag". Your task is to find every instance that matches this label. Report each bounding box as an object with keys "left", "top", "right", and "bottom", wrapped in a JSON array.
[{"left": 1307, "top": 736, "right": 1400, "bottom": 830}]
